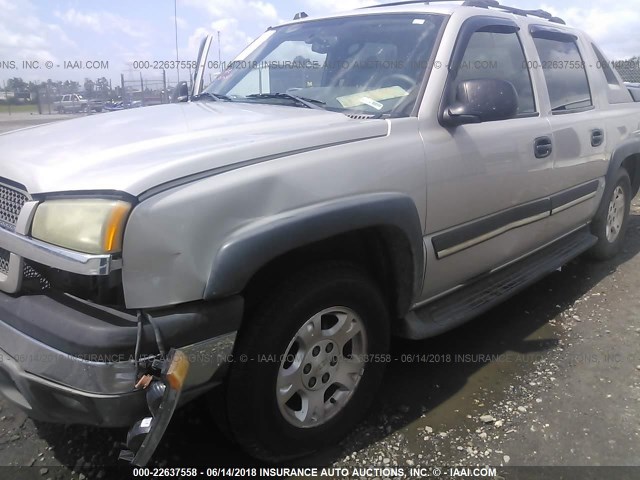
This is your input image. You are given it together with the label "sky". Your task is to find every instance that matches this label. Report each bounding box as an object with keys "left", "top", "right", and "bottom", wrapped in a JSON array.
[{"left": 0, "top": 0, "right": 638, "bottom": 88}]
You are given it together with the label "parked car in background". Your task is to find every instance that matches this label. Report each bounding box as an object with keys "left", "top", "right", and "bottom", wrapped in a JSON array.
[
  {"left": 53, "top": 94, "right": 88, "bottom": 113},
  {"left": 87, "top": 99, "right": 103, "bottom": 112}
]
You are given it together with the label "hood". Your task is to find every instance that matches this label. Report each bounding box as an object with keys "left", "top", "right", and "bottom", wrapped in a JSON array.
[{"left": 0, "top": 101, "right": 388, "bottom": 196}]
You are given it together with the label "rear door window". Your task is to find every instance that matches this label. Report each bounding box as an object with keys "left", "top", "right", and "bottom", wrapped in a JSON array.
[{"left": 532, "top": 36, "right": 592, "bottom": 112}]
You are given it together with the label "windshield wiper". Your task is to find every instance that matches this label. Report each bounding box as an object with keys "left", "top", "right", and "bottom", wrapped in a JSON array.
[
  {"left": 245, "top": 93, "right": 326, "bottom": 110},
  {"left": 192, "top": 92, "right": 233, "bottom": 102}
]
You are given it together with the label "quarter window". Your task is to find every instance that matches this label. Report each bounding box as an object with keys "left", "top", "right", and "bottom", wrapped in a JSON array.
[
  {"left": 533, "top": 37, "right": 592, "bottom": 112},
  {"left": 592, "top": 43, "right": 622, "bottom": 87}
]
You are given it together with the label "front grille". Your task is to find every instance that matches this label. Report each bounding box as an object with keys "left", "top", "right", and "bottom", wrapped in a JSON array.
[
  {"left": 23, "top": 262, "right": 51, "bottom": 291},
  {"left": 0, "top": 182, "right": 29, "bottom": 230},
  {"left": 0, "top": 248, "right": 8, "bottom": 275}
]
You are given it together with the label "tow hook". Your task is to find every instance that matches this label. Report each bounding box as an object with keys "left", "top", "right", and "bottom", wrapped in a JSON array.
[{"left": 119, "top": 348, "right": 190, "bottom": 465}]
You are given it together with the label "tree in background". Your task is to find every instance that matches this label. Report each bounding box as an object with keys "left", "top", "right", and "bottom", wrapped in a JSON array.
[{"left": 84, "top": 78, "right": 95, "bottom": 96}]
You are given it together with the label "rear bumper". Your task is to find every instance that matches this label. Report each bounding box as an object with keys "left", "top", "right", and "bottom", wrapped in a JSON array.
[{"left": 0, "top": 291, "right": 242, "bottom": 426}]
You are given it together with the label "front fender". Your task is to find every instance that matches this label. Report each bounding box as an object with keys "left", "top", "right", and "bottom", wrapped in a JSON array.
[{"left": 205, "top": 192, "right": 424, "bottom": 303}]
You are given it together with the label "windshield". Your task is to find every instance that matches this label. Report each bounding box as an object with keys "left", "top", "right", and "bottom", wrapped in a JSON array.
[{"left": 205, "top": 14, "right": 444, "bottom": 117}]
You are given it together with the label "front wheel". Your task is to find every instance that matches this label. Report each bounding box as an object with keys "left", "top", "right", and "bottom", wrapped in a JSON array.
[
  {"left": 225, "top": 263, "right": 389, "bottom": 461},
  {"left": 589, "top": 168, "right": 632, "bottom": 260}
]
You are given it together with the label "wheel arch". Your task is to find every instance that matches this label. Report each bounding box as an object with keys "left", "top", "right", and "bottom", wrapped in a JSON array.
[
  {"left": 204, "top": 193, "right": 425, "bottom": 319},
  {"left": 607, "top": 137, "right": 640, "bottom": 197}
]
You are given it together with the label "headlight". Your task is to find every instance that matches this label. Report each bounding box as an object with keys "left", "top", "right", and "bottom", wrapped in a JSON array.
[{"left": 32, "top": 199, "right": 132, "bottom": 254}]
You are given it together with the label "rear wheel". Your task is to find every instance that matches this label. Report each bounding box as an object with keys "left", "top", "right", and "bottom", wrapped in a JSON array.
[
  {"left": 589, "top": 168, "right": 631, "bottom": 260},
  {"left": 225, "top": 263, "right": 389, "bottom": 461}
]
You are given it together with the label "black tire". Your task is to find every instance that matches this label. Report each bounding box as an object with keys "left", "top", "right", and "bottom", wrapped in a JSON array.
[
  {"left": 225, "top": 263, "right": 390, "bottom": 461},
  {"left": 589, "top": 168, "right": 632, "bottom": 260}
]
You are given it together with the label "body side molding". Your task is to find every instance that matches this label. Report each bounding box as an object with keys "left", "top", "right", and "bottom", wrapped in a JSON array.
[{"left": 431, "top": 179, "right": 603, "bottom": 260}]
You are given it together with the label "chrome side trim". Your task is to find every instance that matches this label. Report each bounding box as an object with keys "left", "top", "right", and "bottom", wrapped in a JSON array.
[
  {"left": 0, "top": 227, "right": 117, "bottom": 275},
  {"left": 0, "top": 253, "right": 23, "bottom": 293},
  {"left": 437, "top": 211, "right": 550, "bottom": 259},
  {"left": 15, "top": 201, "right": 37, "bottom": 235},
  {"left": 550, "top": 191, "right": 596, "bottom": 215},
  {"left": 0, "top": 200, "right": 35, "bottom": 293},
  {"left": 410, "top": 282, "right": 465, "bottom": 310},
  {"left": 179, "top": 332, "right": 236, "bottom": 389}
]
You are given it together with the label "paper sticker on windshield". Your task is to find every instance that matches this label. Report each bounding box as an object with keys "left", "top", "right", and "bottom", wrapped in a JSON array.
[
  {"left": 336, "top": 86, "right": 409, "bottom": 109},
  {"left": 412, "top": 19, "right": 426, "bottom": 24},
  {"left": 359, "top": 97, "right": 384, "bottom": 110}
]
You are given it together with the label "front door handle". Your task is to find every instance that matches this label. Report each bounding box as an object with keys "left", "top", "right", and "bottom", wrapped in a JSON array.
[
  {"left": 591, "top": 129, "right": 604, "bottom": 147},
  {"left": 534, "top": 136, "right": 553, "bottom": 159}
]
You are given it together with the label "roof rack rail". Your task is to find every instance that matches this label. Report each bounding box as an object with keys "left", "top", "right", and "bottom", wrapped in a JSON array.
[
  {"left": 359, "top": 1, "right": 442, "bottom": 8},
  {"left": 359, "top": 0, "right": 565, "bottom": 24},
  {"left": 485, "top": 3, "right": 566, "bottom": 24}
]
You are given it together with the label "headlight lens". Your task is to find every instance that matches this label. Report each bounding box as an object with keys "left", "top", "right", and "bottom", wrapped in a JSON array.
[{"left": 32, "top": 199, "right": 132, "bottom": 254}]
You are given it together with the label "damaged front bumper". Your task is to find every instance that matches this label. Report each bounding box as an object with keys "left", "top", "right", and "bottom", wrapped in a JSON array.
[
  {"left": 120, "top": 335, "right": 236, "bottom": 465},
  {"left": 0, "top": 290, "right": 241, "bottom": 465}
]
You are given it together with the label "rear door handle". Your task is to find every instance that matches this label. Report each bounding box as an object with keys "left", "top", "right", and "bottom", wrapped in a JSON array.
[
  {"left": 591, "top": 129, "right": 604, "bottom": 147},
  {"left": 534, "top": 136, "right": 553, "bottom": 158}
]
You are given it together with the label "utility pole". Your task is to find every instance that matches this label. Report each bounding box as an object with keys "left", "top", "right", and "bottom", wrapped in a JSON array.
[
  {"left": 174, "top": 0, "right": 180, "bottom": 83},
  {"left": 218, "top": 31, "right": 222, "bottom": 72},
  {"left": 162, "top": 69, "right": 167, "bottom": 103},
  {"left": 140, "top": 72, "right": 144, "bottom": 107}
]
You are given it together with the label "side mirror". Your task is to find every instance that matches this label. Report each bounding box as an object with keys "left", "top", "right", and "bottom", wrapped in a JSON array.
[
  {"left": 172, "top": 82, "right": 189, "bottom": 103},
  {"left": 443, "top": 78, "right": 518, "bottom": 126}
]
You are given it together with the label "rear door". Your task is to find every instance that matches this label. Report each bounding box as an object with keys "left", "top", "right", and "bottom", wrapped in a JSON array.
[
  {"left": 418, "top": 16, "right": 554, "bottom": 300},
  {"left": 528, "top": 26, "right": 606, "bottom": 238}
]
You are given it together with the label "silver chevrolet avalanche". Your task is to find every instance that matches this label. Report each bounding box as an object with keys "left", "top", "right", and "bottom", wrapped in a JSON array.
[{"left": 1, "top": 0, "right": 640, "bottom": 464}]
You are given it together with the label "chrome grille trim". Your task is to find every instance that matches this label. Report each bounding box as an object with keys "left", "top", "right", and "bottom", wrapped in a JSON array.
[
  {"left": 0, "top": 248, "right": 8, "bottom": 275},
  {"left": 0, "top": 182, "right": 31, "bottom": 294},
  {"left": 0, "top": 181, "right": 30, "bottom": 231}
]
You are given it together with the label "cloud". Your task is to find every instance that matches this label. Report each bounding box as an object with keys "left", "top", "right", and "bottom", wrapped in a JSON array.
[
  {"left": 0, "top": 0, "right": 73, "bottom": 77},
  {"left": 55, "top": 8, "right": 101, "bottom": 31},
  {"left": 541, "top": 5, "right": 640, "bottom": 60},
  {"left": 180, "top": 0, "right": 282, "bottom": 63},
  {"left": 55, "top": 8, "right": 150, "bottom": 40},
  {"left": 171, "top": 15, "right": 189, "bottom": 30}
]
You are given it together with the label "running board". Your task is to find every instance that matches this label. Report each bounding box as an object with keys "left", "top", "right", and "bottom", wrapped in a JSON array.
[{"left": 399, "top": 228, "right": 597, "bottom": 340}]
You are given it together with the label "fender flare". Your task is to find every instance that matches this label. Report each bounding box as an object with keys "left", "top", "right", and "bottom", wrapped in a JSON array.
[
  {"left": 606, "top": 136, "right": 640, "bottom": 187},
  {"left": 204, "top": 193, "right": 425, "bottom": 311}
]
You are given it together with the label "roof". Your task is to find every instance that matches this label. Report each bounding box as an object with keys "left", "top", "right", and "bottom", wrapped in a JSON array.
[
  {"left": 360, "top": 1, "right": 565, "bottom": 24},
  {"left": 287, "top": 1, "right": 566, "bottom": 26}
]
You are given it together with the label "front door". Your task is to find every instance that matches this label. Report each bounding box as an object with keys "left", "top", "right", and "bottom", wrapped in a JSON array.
[{"left": 418, "top": 17, "right": 554, "bottom": 301}]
